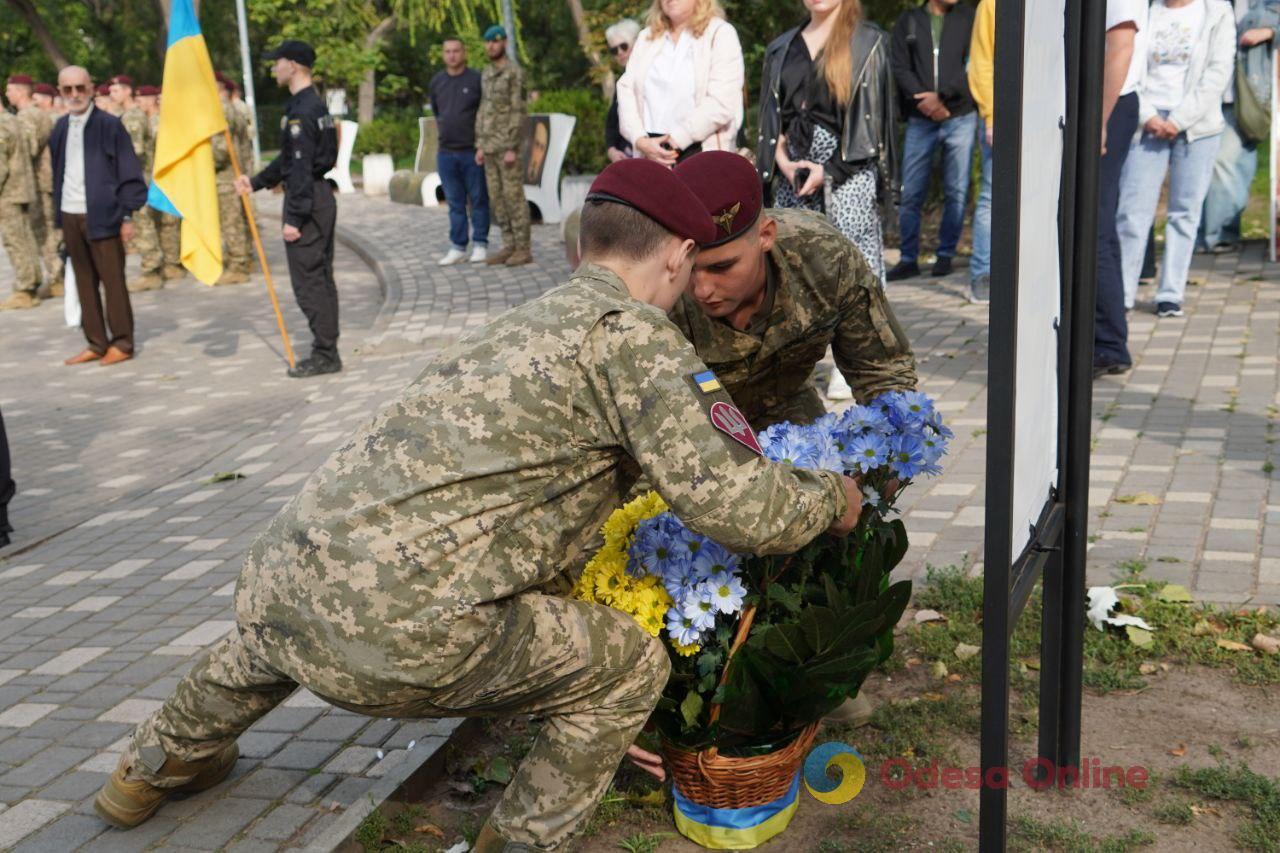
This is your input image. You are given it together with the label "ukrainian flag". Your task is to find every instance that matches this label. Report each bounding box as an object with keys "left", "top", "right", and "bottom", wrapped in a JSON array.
[{"left": 147, "top": 0, "right": 227, "bottom": 285}]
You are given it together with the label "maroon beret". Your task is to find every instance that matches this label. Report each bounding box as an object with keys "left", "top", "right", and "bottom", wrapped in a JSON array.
[
  {"left": 7, "top": 74, "right": 34, "bottom": 86},
  {"left": 110, "top": 74, "right": 133, "bottom": 86},
  {"left": 96, "top": 83, "right": 111, "bottom": 95},
  {"left": 33, "top": 83, "right": 56, "bottom": 97},
  {"left": 586, "top": 159, "right": 717, "bottom": 245},
  {"left": 137, "top": 85, "right": 160, "bottom": 96},
  {"left": 673, "top": 151, "right": 764, "bottom": 248}
]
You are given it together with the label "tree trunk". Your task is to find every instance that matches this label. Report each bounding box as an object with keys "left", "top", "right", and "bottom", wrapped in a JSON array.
[
  {"left": 566, "top": 0, "right": 609, "bottom": 98},
  {"left": 6, "top": 0, "right": 71, "bottom": 68},
  {"left": 357, "top": 16, "right": 395, "bottom": 124}
]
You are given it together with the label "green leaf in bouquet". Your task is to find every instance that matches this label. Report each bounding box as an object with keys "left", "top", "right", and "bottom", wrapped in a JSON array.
[
  {"left": 884, "top": 518, "right": 910, "bottom": 572},
  {"left": 802, "top": 646, "right": 879, "bottom": 679},
  {"left": 697, "top": 672, "right": 718, "bottom": 693},
  {"left": 799, "top": 605, "right": 840, "bottom": 653},
  {"left": 821, "top": 575, "right": 850, "bottom": 612},
  {"left": 695, "top": 650, "right": 722, "bottom": 678},
  {"left": 718, "top": 652, "right": 785, "bottom": 735},
  {"left": 762, "top": 622, "right": 810, "bottom": 663},
  {"left": 679, "top": 690, "right": 704, "bottom": 730},
  {"left": 768, "top": 582, "right": 803, "bottom": 615}
]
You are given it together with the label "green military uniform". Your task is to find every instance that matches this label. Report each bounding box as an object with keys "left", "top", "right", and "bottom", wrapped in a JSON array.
[
  {"left": 147, "top": 112, "right": 182, "bottom": 273},
  {"left": 670, "top": 209, "right": 917, "bottom": 429},
  {"left": 211, "top": 101, "right": 253, "bottom": 276},
  {"left": 230, "top": 98, "right": 255, "bottom": 173},
  {"left": 120, "top": 105, "right": 163, "bottom": 279},
  {"left": 16, "top": 104, "right": 60, "bottom": 288},
  {"left": 123, "top": 263, "right": 846, "bottom": 850},
  {"left": 476, "top": 59, "right": 531, "bottom": 256},
  {"left": 0, "top": 111, "right": 41, "bottom": 300}
]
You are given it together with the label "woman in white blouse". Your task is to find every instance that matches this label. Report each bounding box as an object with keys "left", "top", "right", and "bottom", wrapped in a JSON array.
[{"left": 616, "top": 0, "right": 745, "bottom": 166}]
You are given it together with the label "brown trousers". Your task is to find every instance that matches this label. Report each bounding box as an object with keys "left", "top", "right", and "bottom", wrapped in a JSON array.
[{"left": 62, "top": 213, "right": 133, "bottom": 355}]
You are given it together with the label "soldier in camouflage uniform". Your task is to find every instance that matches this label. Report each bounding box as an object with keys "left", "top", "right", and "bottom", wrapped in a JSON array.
[
  {"left": 95, "top": 160, "right": 863, "bottom": 851},
  {"left": 670, "top": 152, "right": 917, "bottom": 430},
  {"left": 212, "top": 80, "right": 253, "bottom": 284},
  {"left": 110, "top": 76, "right": 166, "bottom": 292},
  {"left": 476, "top": 24, "right": 533, "bottom": 267},
  {"left": 6, "top": 74, "right": 61, "bottom": 296},
  {"left": 138, "top": 85, "right": 184, "bottom": 280},
  {"left": 0, "top": 107, "right": 41, "bottom": 310}
]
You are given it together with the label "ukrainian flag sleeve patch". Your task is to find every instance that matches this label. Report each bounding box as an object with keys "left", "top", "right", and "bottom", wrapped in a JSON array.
[{"left": 692, "top": 370, "right": 722, "bottom": 394}]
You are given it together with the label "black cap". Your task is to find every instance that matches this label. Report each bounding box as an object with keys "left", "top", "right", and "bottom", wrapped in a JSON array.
[{"left": 263, "top": 40, "right": 315, "bottom": 67}]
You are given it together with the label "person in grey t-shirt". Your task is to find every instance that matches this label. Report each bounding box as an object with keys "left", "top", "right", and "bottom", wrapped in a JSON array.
[{"left": 430, "top": 38, "right": 490, "bottom": 266}]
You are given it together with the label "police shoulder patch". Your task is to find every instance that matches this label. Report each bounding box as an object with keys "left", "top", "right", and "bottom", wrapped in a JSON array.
[
  {"left": 709, "top": 402, "right": 762, "bottom": 455},
  {"left": 289, "top": 121, "right": 302, "bottom": 137}
]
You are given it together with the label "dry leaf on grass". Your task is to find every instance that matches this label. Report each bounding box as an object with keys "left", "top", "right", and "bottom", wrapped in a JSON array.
[
  {"left": 1115, "top": 492, "right": 1162, "bottom": 505},
  {"left": 915, "top": 609, "right": 947, "bottom": 624},
  {"left": 1139, "top": 662, "right": 1159, "bottom": 675},
  {"left": 1156, "top": 584, "right": 1193, "bottom": 603},
  {"left": 931, "top": 661, "right": 949, "bottom": 679},
  {"left": 1169, "top": 744, "right": 1187, "bottom": 757},
  {"left": 1216, "top": 639, "right": 1253, "bottom": 652},
  {"left": 1126, "top": 626, "right": 1153, "bottom": 647},
  {"left": 415, "top": 823, "right": 446, "bottom": 839},
  {"left": 955, "top": 642, "right": 980, "bottom": 660},
  {"left": 1250, "top": 633, "right": 1280, "bottom": 655}
]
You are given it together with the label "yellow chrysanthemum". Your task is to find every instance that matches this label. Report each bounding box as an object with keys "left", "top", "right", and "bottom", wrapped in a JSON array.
[{"left": 675, "top": 642, "right": 701, "bottom": 657}]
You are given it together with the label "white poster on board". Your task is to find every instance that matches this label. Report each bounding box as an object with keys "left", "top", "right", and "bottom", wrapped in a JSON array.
[{"left": 1010, "top": 0, "right": 1066, "bottom": 556}]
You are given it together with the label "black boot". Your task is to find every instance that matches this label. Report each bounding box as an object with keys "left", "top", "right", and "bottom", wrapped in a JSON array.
[{"left": 886, "top": 260, "right": 920, "bottom": 282}]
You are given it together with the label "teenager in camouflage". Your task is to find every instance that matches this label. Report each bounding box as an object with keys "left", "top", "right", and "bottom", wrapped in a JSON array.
[
  {"left": 7, "top": 74, "right": 61, "bottom": 297},
  {"left": 0, "top": 107, "right": 41, "bottom": 311},
  {"left": 95, "top": 159, "right": 864, "bottom": 851},
  {"left": 476, "top": 24, "right": 533, "bottom": 267},
  {"left": 669, "top": 151, "right": 918, "bottom": 429},
  {"left": 109, "top": 75, "right": 166, "bottom": 292}
]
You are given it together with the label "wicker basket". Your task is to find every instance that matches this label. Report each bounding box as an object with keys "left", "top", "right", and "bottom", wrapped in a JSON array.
[{"left": 663, "top": 721, "right": 820, "bottom": 809}]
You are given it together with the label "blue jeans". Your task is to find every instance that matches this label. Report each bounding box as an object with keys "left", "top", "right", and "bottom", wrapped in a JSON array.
[
  {"left": 970, "top": 121, "right": 993, "bottom": 283},
  {"left": 437, "top": 149, "right": 489, "bottom": 250},
  {"left": 1095, "top": 93, "right": 1138, "bottom": 366},
  {"left": 1198, "top": 105, "right": 1256, "bottom": 249},
  {"left": 897, "top": 112, "right": 978, "bottom": 263},
  {"left": 1117, "top": 112, "right": 1221, "bottom": 308}
]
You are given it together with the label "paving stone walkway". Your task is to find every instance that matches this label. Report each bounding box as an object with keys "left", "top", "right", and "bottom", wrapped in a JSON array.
[{"left": 0, "top": 194, "right": 1276, "bottom": 850}]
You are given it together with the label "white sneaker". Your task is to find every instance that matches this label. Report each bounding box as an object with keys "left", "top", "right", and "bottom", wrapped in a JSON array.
[
  {"left": 469, "top": 245, "right": 488, "bottom": 263},
  {"left": 827, "top": 370, "right": 854, "bottom": 400},
  {"left": 438, "top": 248, "right": 467, "bottom": 266}
]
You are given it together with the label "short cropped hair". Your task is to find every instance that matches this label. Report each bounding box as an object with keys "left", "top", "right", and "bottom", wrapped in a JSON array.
[{"left": 579, "top": 198, "right": 675, "bottom": 262}]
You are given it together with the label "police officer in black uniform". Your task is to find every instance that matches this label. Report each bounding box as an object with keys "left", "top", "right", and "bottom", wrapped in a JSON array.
[{"left": 235, "top": 40, "right": 340, "bottom": 378}]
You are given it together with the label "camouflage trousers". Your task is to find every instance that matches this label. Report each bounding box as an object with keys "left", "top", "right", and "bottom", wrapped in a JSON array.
[
  {"left": 483, "top": 153, "right": 530, "bottom": 250},
  {"left": 125, "top": 592, "right": 669, "bottom": 851},
  {"left": 129, "top": 204, "right": 164, "bottom": 275},
  {"left": 0, "top": 201, "right": 40, "bottom": 294},
  {"left": 157, "top": 209, "right": 180, "bottom": 268},
  {"left": 217, "top": 184, "right": 253, "bottom": 273},
  {"left": 30, "top": 192, "right": 63, "bottom": 285}
]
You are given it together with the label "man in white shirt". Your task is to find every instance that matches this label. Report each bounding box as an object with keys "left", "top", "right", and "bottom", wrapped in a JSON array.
[
  {"left": 1094, "top": 0, "right": 1148, "bottom": 379},
  {"left": 49, "top": 65, "right": 148, "bottom": 367}
]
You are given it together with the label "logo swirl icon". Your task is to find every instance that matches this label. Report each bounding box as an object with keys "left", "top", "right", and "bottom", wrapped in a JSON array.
[{"left": 803, "top": 742, "right": 866, "bottom": 805}]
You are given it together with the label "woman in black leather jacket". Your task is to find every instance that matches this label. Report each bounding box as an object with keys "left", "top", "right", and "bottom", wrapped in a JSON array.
[{"left": 756, "top": 0, "right": 899, "bottom": 283}]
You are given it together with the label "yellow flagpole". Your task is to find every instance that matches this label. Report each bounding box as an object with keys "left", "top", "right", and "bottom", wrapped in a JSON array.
[{"left": 223, "top": 129, "right": 296, "bottom": 369}]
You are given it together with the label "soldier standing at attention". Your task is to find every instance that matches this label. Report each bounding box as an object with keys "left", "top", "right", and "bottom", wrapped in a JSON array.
[
  {"left": 93, "top": 158, "right": 865, "bottom": 849},
  {"left": 235, "top": 40, "right": 340, "bottom": 379},
  {"left": 476, "top": 24, "right": 532, "bottom": 267},
  {"left": 31, "top": 82, "right": 64, "bottom": 296},
  {"left": 95, "top": 83, "right": 115, "bottom": 114},
  {"left": 228, "top": 81, "right": 256, "bottom": 172},
  {"left": 0, "top": 104, "right": 41, "bottom": 311},
  {"left": 109, "top": 75, "right": 164, "bottom": 293},
  {"left": 211, "top": 76, "right": 253, "bottom": 285},
  {"left": 6, "top": 74, "right": 60, "bottom": 298},
  {"left": 136, "top": 85, "right": 184, "bottom": 282}
]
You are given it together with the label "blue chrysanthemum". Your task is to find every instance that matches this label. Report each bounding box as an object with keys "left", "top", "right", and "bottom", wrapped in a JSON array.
[
  {"left": 888, "top": 433, "right": 927, "bottom": 480},
  {"left": 844, "top": 430, "right": 890, "bottom": 473}
]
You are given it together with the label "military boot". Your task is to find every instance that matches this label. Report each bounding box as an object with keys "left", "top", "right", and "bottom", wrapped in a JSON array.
[
  {"left": 0, "top": 291, "right": 39, "bottom": 310},
  {"left": 127, "top": 273, "right": 164, "bottom": 293},
  {"left": 473, "top": 821, "right": 535, "bottom": 853},
  {"left": 215, "top": 269, "right": 251, "bottom": 286},
  {"left": 504, "top": 248, "right": 533, "bottom": 267},
  {"left": 484, "top": 246, "right": 515, "bottom": 266},
  {"left": 163, "top": 264, "right": 187, "bottom": 280},
  {"left": 94, "top": 743, "right": 240, "bottom": 829},
  {"left": 822, "top": 692, "right": 874, "bottom": 727}
]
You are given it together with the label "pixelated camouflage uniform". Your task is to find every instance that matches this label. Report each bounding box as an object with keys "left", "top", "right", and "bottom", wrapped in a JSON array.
[
  {"left": 146, "top": 112, "right": 182, "bottom": 269},
  {"left": 124, "top": 263, "right": 848, "bottom": 850},
  {"left": 669, "top": 208, "right": 917, "bottom": 429},
  {"left": 212, "top": 102, "right": 253, "bottom": 274},
  {"left": 120, "top": 106, "right": 162, "bottom": 275},
  {"left": 230, "top": 98, "right": 255, "bottom": 173},
  {"left": 0, "top": 112, "right": 40, "bottom": 296},
  {"left": 17, "top": 104, "right": 61, "bottom": 286},
  {"left": 476, "top": 60, "right": 530, "bottom": 251}
]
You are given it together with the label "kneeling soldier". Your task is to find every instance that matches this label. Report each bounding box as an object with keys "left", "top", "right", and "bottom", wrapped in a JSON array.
[{"left": 95, "top": 159, "right": 863, "bottom": 851}]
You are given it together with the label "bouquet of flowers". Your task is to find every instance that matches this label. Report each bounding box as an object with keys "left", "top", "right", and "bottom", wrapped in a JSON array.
[{"left": 574, "top": 390, "right": 951, "bottom": 839}]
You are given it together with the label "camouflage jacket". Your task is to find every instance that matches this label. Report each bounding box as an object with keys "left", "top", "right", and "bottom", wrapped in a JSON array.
[
  {"left": 475, "top": 60, "right": 525, "bottom": 153},
  {"left": 211, "top": 100, "right": 249, "bottom": 184},
  {"left": 235, "top": 263, "right": 847, "bottom": 703},
  {"left": 0, "top": 112, "right": 35, "bottom": 205},
  {"left": 16, "top": 105, "right": 53, "bottom": 194},
  {"left": 231, "top": 99, "right": 255, "bottom": 172},
  {"left": 120, "top": 106, "right": 151, "bottom": 180},
  {"left": 146, "top": 112, "right": 160, "bottom": 181},
  {"left": 669, "top": 208, "right": 917, "bottom": 429}
]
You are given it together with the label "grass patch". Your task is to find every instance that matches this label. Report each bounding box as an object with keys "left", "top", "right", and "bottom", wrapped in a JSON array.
[
  {"left": 1152, "top": 801, "right": 1194, "bottom": 825},
  {"left": 818, "top": 811, "right": 919, "bottom": 852},
  {"left": 1169, "top": 761, "right": 1280, "bottom": 852},
  {"left": 1009, "top": 816, "right": 1155, "bottom": 851}
]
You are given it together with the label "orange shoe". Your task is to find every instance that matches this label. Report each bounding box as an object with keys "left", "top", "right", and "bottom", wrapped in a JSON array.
[
  {"left": 64, "top": 349, "right": 102, "bottom": 365},
  {"left": 100, "top": 346, "right": 133, "bottom": 366}
]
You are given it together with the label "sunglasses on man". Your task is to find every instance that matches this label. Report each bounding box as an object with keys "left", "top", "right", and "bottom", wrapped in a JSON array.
[
  {"left": 609, "top": 43, "right": 630, "bottom": 55},
  {"left": 59, "top": 84, "right": 90, "bottom": 95}
]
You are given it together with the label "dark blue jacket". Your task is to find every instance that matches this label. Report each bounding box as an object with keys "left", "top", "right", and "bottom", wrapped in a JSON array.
[{"left": 50, "top": 107, "right": 148, "bottom": 240}]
